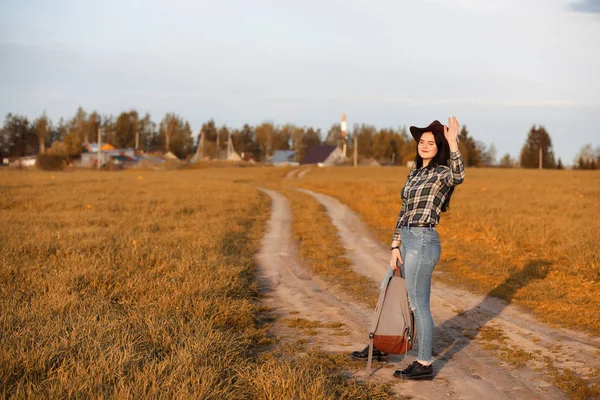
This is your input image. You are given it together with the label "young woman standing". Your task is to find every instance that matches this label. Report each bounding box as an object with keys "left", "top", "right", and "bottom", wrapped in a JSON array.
[{"left": 352, "top": 117, "right": 465, "bottom": 381}]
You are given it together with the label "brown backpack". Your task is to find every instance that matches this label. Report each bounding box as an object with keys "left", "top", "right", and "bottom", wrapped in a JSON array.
[{"left": 367, "top": 267, "right": 416, "bottom": 372}]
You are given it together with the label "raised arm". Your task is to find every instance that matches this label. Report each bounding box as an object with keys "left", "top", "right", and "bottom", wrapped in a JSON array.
[
  {"left": 441, "top": 150, "right": 465, "bottom": 186},
  {"left": 441, "top": 116, "right": 466, "bottom": 186}
]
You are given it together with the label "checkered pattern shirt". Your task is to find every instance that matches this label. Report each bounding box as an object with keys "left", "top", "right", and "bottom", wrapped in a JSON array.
[{"left": 391, "top": 150, "right": 465, "bottom": 245}]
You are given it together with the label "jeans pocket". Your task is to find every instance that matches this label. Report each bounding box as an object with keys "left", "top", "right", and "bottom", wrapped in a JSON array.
[
  {"left": 427, "top": 238, "right": 441, "bottom": 265},
  {"left": 402, "top": 227, "right": 418, "bottom": 240},
  {"left": 427, "top": 231, "right": 442, "bottom": 265}
]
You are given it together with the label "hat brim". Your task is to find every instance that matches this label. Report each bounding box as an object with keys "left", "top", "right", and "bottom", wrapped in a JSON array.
[{"left": 409, "top": 121, "right": 445, "bottom": 142}]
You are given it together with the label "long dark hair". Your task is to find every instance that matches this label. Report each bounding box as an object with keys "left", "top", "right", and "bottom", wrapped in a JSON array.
[{"left": 414, "top": 132, "right": 454, "bottom": 212}]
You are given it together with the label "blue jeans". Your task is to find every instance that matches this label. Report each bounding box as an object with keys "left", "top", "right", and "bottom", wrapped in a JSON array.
[{"left": 400, "top": 226, "right": 440, "bottom": 363}]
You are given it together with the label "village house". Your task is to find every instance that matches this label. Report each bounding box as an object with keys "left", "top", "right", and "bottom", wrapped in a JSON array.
[
  {"left": 268, "top": 150, "right": 298, "bottom": 166},
  {"left": 79, "top": 143, "right": 137, "bottom": 167},
  {"left": 300, "top": 145, "right": 347, "bottom": 167}
]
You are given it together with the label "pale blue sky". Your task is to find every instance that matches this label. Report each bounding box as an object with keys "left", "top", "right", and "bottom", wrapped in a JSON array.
[{"left": 1, "top": 0, "right": 599, "bottom": 163}]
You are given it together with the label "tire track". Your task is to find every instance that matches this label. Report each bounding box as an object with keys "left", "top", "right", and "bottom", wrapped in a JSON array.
[{"left": 255, "top": 187, "right": 371, "bottom": 353}]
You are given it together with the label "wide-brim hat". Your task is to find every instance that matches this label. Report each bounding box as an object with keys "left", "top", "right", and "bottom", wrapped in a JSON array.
[{"left": 409, "top": 120, "right": 445, "bottom": 142}]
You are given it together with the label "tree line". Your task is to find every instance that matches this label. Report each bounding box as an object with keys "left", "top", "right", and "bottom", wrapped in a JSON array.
[{"left": 1, "top": 107, "right": 597, "bottom": 169}]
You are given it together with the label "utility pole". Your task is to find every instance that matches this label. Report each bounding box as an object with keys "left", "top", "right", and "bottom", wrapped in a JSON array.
[
  {"left": 216, "top": 130, "right": 220, "bottom": 159},
  {"left": 353, "top": 132, "right": 358, "bottom": 167},
  {"left": 97, "top": 126, "right": 102, "bottom": 169},
  {"left": 341, "top": 114, "right": 347, "bottom": 157},
  {"left": 135, "top": 130, "right": 139, "bottom": 151},
  {"left": 227, "top": 130, "right": 232, "bottom": 159},
  {"left": 200, "top": 130, "right": 204, "bottom": 159},
  {"left": 539, "top": 146, "right": 542, "bottom": 170}
]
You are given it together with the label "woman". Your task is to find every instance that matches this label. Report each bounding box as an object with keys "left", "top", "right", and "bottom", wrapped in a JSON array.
[{"left": 351, "top": 117, "right": 465, "bottom": 381}]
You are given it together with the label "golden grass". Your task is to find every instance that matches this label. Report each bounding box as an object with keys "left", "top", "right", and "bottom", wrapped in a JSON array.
[
  {"left": 282, "top": 318, "right": 346, "bottom": 331},
  {"left": 497, "top": 347, "right": 534, "bottom": 368},
  {"left": 296, "top": 167, "right": 600, "bottom": 335},
  {"left": 0, "top": 169, "right": 390, "bottom": 399},
  {"left": 246, "top": 347, "right": 393, "bottom": 399},
  {"left": 476, "top": 325, "right": 508, "bottom": 344},
  {"left": 543, "top": 357, "right": 600, "bottom": 400},
  {"left": 283, "top": 318, "right": 325, "bottom": 329}
]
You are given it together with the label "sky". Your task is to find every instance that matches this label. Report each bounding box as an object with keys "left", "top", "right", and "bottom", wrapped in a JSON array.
[{"left": 1, "top": 0, "right": 599, "bottom": 164}]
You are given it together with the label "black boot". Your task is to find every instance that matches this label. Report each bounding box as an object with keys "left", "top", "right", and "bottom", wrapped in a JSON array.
[
  {"left": 351, "top": 344, "right": 389, "bottom": 361},
  {"left": 393, "top": 361, "right": 417, "bottom": 376},
  {"left": 393, "top": 361, "right": 433, "bottom": 380}
]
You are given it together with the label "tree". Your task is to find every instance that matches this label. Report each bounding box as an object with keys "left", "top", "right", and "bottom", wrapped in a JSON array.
[
  {"left": 286, "top": 124, "right": 305, "bottom": 157},
  {"left": 161, "top": 113, "right": 179, "bottom": 153},
  {"left": 138, "top": 113, "right": 155, "bottom": 152},
  {"left": 477, "top": 142, "right": 497, "bottom": 167},
  {"left": 255, "top": 122, "right": 277, "bottom": 160},
  {"left": 85, "top": 112, "right": 100, "bottom": 144},
  {"left": 70, "top": 106, "right": 87, "bottom": 142},
  {"left": 325, "top": 123, "right": 343, "bottom": 146},
  {"left": 371, "top": 128, "right": 405, "bottom": 163},
  {"left": 397, "top": 126, "right": 415, "bottom": 164},
  {"left": 298, "top": 127, "right": 322, "bottom": 161},
  {"left": 200, "top": 119, "right": 218, "bottom": 142},
  {"left": 159, "top": 113, "right": 193, "bottom": 158},
  {"left": 47, "top": 140, "right": 68, "bottom": 158},
  {"left": 112, "top": 110, "right": 139, "bottom": 148},
  {"left": 51, "top": 118, "right": 68, "bottom": 145},
  {"left": 67, "top": 107, "right": 99, "bottom": 145},
  {"left": 273, "top": 125, "right": 291, "bottom": 151},
  {"left": 557, "top": 158, "right": 564, "bottom": 170},
  {"left": 573, "top": 144, "right": 599, "bottom": 170},
  {"left": 1, "top": 113, "right": 36, "bottom": 157},
  {"left": 499, "top": 153, "right": 515, "bottom": 168},
  {"left": 390, "top": 129, "right": 407, "bottom": 164},
  {"left": 170, "top": 121, "right": 193, "bottom": 159},
  {"left": 230, "top": 128, "right": 243, "bottom": 155},
  {"left": 196, "top": 119, "right": 219, "bottom": 158},
  {"left": 232, "top": 124, "right": 259, "bottom": 159},
  {"left": 0, "top": 126, "right": 7, "bottom": 159},
  {"left": 216, "top": 125, "right": 230, "bottom": 156},
  {"left": 355, "top": 124, "right": 377, "bottom": 158},
  {"left": 63, "top": 130, "right": 82, "bottom": 158},
  {"left": 34, "top": 112, "right": 51, "bottom": 154},
  {"left": 100, "top": 115, "right": 114, "bottom": 146},
  {"left": 458, "top": 125, "right": 480, "bottom": 166},
  {"left": 519, "top": 125, "right": 556, "bottom": 168}
]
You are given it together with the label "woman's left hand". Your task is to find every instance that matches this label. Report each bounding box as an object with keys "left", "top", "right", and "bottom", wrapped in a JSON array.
[{"left": 444, "top": 116, "right": 460, "bottom": 144}]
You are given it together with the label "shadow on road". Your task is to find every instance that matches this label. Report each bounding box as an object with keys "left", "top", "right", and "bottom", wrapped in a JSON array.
[{"left": 431, "top": 259, "right": 552, "bottom": 374}]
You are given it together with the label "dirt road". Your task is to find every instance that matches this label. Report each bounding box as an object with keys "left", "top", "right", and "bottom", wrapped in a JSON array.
[
  {"left": 255, "top": 188, "right": 372, "bottom": 354},
  {"left": 256, "top": 187, "right": 600, "bottom": 399}
]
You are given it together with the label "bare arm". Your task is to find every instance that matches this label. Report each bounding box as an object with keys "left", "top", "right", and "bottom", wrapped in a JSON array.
[{"left": 441, "top": 116, "right": 465, "bottom": 186}]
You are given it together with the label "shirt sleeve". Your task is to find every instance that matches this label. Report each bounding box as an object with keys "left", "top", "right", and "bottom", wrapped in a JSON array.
[
  {"left": 391, "top": 199, "right": 406, "bottom": 245},
  {"left": 391, "top": 169, "right": 415, "bottom": 246},
  {"left": 440, "top": 150, "right": 466, "bottom": 186}
]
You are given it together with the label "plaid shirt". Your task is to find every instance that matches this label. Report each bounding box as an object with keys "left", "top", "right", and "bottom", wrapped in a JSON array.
[{"left": 391, "top": 150, "right": 465, "bottom": 245}]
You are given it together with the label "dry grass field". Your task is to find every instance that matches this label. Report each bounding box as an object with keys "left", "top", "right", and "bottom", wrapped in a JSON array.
[
  {"left": 2, "top": 165, "right": 599, "bottom": 398},
  {"left": 297, "top": 166, "right": 600, "bottom": 336},
  {"left": 0, "top": 169, "right": 389, "bottom": 399}
]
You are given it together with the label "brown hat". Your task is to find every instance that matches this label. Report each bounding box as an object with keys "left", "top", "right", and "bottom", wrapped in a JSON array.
[{"left": 409, "top": 120, "right": 445, "bottom": 142}]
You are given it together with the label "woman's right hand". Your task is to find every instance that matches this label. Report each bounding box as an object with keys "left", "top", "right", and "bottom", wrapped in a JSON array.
[{"left": 390, "top": 248, "right": 403, "bottom": 274}]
